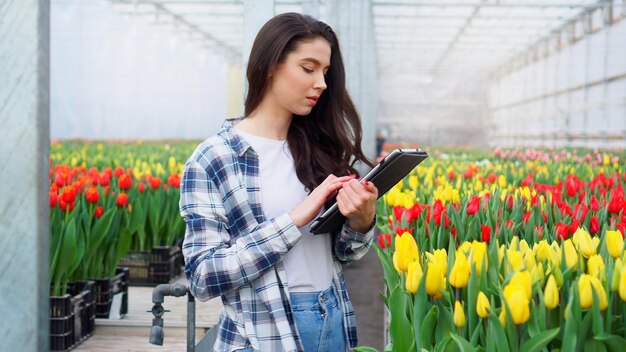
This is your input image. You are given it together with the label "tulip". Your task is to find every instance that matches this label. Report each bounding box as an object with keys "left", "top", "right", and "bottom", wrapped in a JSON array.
[
  {"left": 606, "top": 230, "right": 624, "bottom": 259},
  {"left": 85, "top": 186, "right": 99, "bottom": 204},
  {"left": 454, "top": 301, "right": 466, "bottom": 328},
  {"left": 531, "top": 262, "right": 545, "bottom": 286},
  {"left": 573, "top": 227, "right": 596, "bottom": 258},
  {"left": 503, "top": 284, "right": 530, "bottom": 325},
  {"left": 509, "top": 271, "right": 532, "bottom": 300},
  {"left": 149, "top": 176, "right": 162, "bottom": 190},
  {"left": 392, "top": 232, "right": 419, "bottom": 273},
  {"left": 587, "top": 254, "right": 605, "bottom": 280},
  {"left": 116, "top": 193, "right": 128, "bottom": 207},
  {"left": 406, "top": 260, "right": 423, "bottom": 294},
  {"left": 470, "top": 241, "right": 488, "bottom": 276},
  {"left": 425, "top": 262, "right": 446, "bottom": 299},
  {"left": 49, "top": 191, "right": 58, "bottom": 208},
  {"left": 449, "top": 252, "right": 470, "bottom": 288},
  {"left": 94, "top": 205, "right": 104, "bottom": 219},
  {"left": 620, "top": 266, "right": 626, "bottom": 301},
  {"left": 563, "top": 239, "right": 578, "bottom": 271},
  {"left": 544, "top": 275, "right": 559, "bottom": 309},
  {"left": 506, "top": 249, "right": 524, "bottom": 274},
  {"left": 578, "top": 274, "right": 608, "bottom": 310},
  {"left": 611, "top": 258, "right": 622, "bottom": 292},
  {"left": 425, "top": 248, "right": 448, "bottom": 273},
  {"left": 476, "top": 291, "right": 490, "bottom": 318},
  {"left": 118, "top": 174, "right": 133, "bottom": 191}
]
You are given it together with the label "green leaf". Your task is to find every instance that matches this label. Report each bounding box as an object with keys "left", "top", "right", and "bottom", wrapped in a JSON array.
[
  {"left": 519, "top": 327, "right": 559, "bottom": 352},
  {"left": 449, "top": 332, "right": 475, "bottom": 352},
  {"left": 354, "top": 347, "right": 380, "bottom": 352},
  {"left": 388, "top": 286, "right": 414, "bottom": 352},
  {"left": 486, "top": 310, "right": 510, "bottom": 352},
  {"left": 595, "top": 333, "right": 626, "bottom": 352},
  {"left": 420, "top": 304, "right": 438, "bottom": 349}
]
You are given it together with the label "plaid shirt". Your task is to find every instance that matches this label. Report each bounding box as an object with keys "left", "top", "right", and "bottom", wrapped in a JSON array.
[{"left": 180, "top": 117, "right": 374, "bottom": 352}]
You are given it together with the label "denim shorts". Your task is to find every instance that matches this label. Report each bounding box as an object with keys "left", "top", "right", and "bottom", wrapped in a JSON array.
[{"left": 289, "top": 286, "right": 346, "bottom": 352}]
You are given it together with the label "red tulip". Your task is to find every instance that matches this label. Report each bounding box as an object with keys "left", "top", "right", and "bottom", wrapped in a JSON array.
[
  {"left": 85, "top": 186, "right": 99, "bottom": 204},
  {"left": 506, "top": 220, "right": 514, "bottom": 229},
  {"left": 466, "top": 195, "right": 480, "bottom": 216},
  {"left": 589, "top": 196, "right": 599, "bottom": 212},
  {"left": 116, "top": 193, "right": 128, "bottom": 207},
  {"left": 59, "top": 198, "right": 74, "bottom": 212},
  {"left": 589, "top": 216, "right": 600, "bottom": 235},
  {"left": 433, "top": 200, "right": 444, "bottom": 225},
  {"left": 118, "top": 174, "right": 133, "bottom": 191},
  {"left": 99, "top": 173, "right": 110, "bottom": 187},
  {"left": 393, "top": 205, "right": 405, "bottom": 222},
  {"left": 149, "top": 177, "right": 162, "bottom": 190},
  {"left": 556, "top": 222, "right": 569, "bottom": 240},
  {"left": 114, "top": 166, "right": 124, "bottom": 178},
  {"left": 94, "top": 206, "right": 104, "bottom": 219},
  {"left": 49, "top": 191, "right": 58, "bottom": 208},
  {"left": 168, "top": 173, "right": 181, "bottom": 188},
  {"left": 61, "top": 186, "right": 76, "bottom": 204},
  {"left": 481, "top": 224, "right": 491, "bottom": 243},
  {"left": 139, "top": 182, "right": 145, "bottom": 193}
]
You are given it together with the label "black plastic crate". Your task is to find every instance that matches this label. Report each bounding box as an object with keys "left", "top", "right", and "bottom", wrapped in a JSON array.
[
  {"left": 50, "top": 294, "right": 75, "bottom": 351},
  {"left": 93, "top": 278, "right": 112, "bottom": 318},
  {"left": 67, "top": 281, "right": 95, "bottom": 339},
  {"left": 112, "top": 267, "right": 129, "bottom": 316},
  {"left": 119, "top": 245, "right": 181, "bottom": 285}
]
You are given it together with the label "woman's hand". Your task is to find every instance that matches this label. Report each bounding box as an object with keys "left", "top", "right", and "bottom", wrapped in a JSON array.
[
  {"left": 289, "top": 174, "right": 356, "bottom": 228},
  {"left": 336, "top": 179, "right": 378, "bottom": 233}
]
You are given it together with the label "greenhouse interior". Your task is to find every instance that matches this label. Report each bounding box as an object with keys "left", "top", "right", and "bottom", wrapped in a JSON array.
[{"left": 1, "top": 0, "right": 626, "bottom": 351}]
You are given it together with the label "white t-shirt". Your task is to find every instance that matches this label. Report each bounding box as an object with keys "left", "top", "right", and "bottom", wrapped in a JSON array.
[{"left": 235, "top": 128, "right": 333, "bottom": 292}]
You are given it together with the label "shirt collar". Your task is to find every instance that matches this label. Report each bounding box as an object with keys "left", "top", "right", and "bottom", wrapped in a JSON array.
[{"left": 218, "top": 116, "right": 253, "bottom": 157}]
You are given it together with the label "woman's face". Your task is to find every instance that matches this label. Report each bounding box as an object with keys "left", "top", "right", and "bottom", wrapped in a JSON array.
[{"left": 268, "top": 37, "right": 331, "bottom": 116}]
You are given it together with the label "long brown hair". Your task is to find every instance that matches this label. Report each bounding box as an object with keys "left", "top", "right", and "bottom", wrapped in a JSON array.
[{"left": 244, "top": 12, "right": 373, "bottom": 192}]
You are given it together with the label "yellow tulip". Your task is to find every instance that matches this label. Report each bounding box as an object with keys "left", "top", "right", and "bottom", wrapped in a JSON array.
[
  {"left": 606, "top": 230, "right": 624, "bottom": 259},
  {"left": 406, "top": 260, "right": 423, "bottom": 294},
  {"left": 531, "top": 262, "right": 545, "bottom": 286},
  {"left": 426, "top": 248, "right": 448, "bottom": 274},
  {"left": 509, "top": 271, "right": 532, "bottom": 300},
  {"left": 454, "top": 301, "right": 466, "bottom": 328},
  {"left": 392, "top": 232, "right": 419, "bottom": 273},
  {"left": 510, "top": 236, "right": 519, "bottom": 251},
  {"left": 578, "top": 274, "right": 608, "bottom": 310},
  {"left": 425, "top": 262, "right": 446, "bottom": 299},
  {"left": 544, "top": 275, "right": 559, "bottom": 310},
  {"left": 519, "top": 239, "right": 531, "bottom": 256},
  {"left": 587, "top": 254, "right": 605, "bottom": 280},
  {"left": 499, "top": 310, "right": 507, "bottom": 327},
  {"left": 564, "top": 302, "right": 571, "bottom": 320},
  {"left": 506, "top": 249, "right": 524, "bottom": 274},
  {"left": 476, "top": 291, "right": 490, "bottom": 318},
  {"left": 573, "top": 227, "right": 596, "bottom": 258},
  {"left": 457, "top": 241, "right": 472, "bottom": 257},
  {"left": 449, "top": 252, "right": 470, "bottom": 288},
  {"left": 523, "top": 251, "right": 536, "bottom": 273},
  {"left": 620, "top": 266, "right": 626, "bottom": 301},
  {"left": 503, "top": 284, "right": 530, "bottom": 325},
  {"left": 612, "top": 258, "right": 623, "bottom": 292},
  {"left": 470, "top": 241, "right": 488, "bottom": 276},
  {"left": 563, "top": 239, "right": 578, "bottom": 271}
]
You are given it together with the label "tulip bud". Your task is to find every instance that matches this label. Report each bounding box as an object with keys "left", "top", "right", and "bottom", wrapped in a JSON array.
[
  {"left": 587, "top": 254, "right": 605, "bottom": 280},
  {"left": 578, "top": 274, "right": 608, "bottom": 310},
  {"left": 454, "top": 301, "right": 466, "bottom": 328},
  {"left": 620, "top": 266, "right": 626, "bottom": 302},
  {"left": 606, "top": 230, "right": 624, "bottom": 260},
  {"left": 612, "top": 258, "right": 622, "bottom": 292},
  {"left": 503, "top": 284, "right": 530, "bottom": 324},
  {"left": 544, "top": 275, "right": 559, "bottom": 310},
  {"left": 506, "top": 249, "right": 524, "bottom": 274},
  {"left": 426, "top": 248, "right": 448, "bottom": 274},
  {"left": 476, "top": 291, "right": 490, "bottom": 318},
  {"left": 573, "top": 227, "right": 596, "bottom": 258},
  {"left": 425, "top": 262, "right": 446, "bottom": 299},
  {"left": 470, "top": 241, "right": 488, "bottom": 276},
  {"left": 550, "top": 264, "right": 564, "bottom": 288},
  {"left": 406, "top": 260, "right": 423, "bottom": 294},
  {"left": 392, "top": 232, "right": 419, "bottom": 273},
  {"left": 509, "top": 271, "right": 532, "bottom": 301},
  {"left": 449, "top": 252, "right": 470, "bottom": 288},
  {"left": 563, "top": 239, "right": 578, "bottom": 271}
]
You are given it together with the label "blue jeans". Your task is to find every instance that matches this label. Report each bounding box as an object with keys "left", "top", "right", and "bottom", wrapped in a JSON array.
[{"left": 289, "top": 286, "right": 346, "bottom": 352}]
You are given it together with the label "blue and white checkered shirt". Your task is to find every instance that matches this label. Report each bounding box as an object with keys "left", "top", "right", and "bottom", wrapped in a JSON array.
[{"left": 180, "top": 117, "right": 374, "bottom": 352}]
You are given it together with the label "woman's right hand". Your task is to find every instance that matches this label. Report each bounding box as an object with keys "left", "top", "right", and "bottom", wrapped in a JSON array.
[{"left": 289, "top": 174, "right": 356, "bottom": 228}]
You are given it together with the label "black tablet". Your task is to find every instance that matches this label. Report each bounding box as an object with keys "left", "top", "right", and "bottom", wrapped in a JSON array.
[{"left": 309, "top": 148, "right": 428, "bottom": 234}]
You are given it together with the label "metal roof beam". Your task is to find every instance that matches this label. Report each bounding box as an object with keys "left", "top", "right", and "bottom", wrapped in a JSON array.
[{"left": 372, "top": 2, "right": 614, "bottom": 9}]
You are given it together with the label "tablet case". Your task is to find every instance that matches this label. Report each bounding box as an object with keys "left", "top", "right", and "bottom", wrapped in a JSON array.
[{"left": 310, "top": 148, "right": 428, "bottom": 234}]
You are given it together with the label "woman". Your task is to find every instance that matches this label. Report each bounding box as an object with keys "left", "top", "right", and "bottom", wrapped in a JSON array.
[{"left": 180, "top": 12, "right": 377, "bottom": 352}]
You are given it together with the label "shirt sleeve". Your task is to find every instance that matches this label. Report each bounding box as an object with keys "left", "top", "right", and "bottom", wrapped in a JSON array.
[
  {"left": 180, "top": 158, "right": 302, "bottom": 301},
  {"left": 333, "top": 219, "right": 375, "bottom": 263}
]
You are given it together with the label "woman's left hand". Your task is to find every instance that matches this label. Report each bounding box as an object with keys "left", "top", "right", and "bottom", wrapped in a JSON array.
[{"left": 336, "top": 179, "right": 378, "bottom": 233}]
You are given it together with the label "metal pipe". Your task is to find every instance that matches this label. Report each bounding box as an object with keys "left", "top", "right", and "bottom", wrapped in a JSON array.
[{"left": 187, "top": 292, "right": 196, "bottom": 352}]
